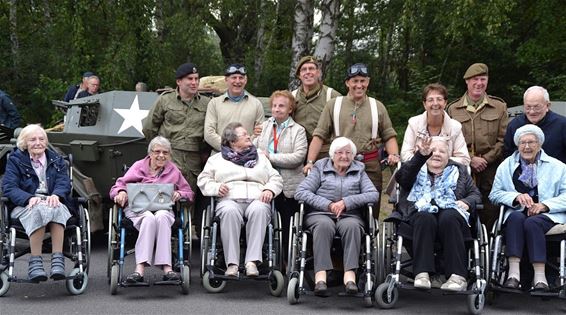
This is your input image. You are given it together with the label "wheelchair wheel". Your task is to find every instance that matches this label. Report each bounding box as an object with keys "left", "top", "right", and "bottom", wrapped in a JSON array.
[
  {"left": 0, "top": 270, "right": 10, "bottom": 297},
  {"left": 110, "top": 264, "right": 119, "bottom": 295},
  {"left": 107, "top": 206, "right": 117, "bottom": 280},
  {"left": 466, "top": 283, "right": 485, "bottom": 315},
  {"left": 180, "top": 265, "right": 190, "bottom": 295},
  {"left": 375, "top": 282, "right": 398, "bottom": 309},
  {"left": 286, "top": 216, "right": 297, "bottom": 276},
  {"left": 287, "top": 277, "right": 300, "bottom": 304},
  {"left": 66, "top": 268, "right": 88, "bottom": 295},
  {"left": 200, "top": 208, "right": 209, "bottom": 277},
  {"left": 202, "top": 271, "right": 225, "bottom": 293},
  {"left": 269, "top": 270, "right": 285, "bottom": 297}
]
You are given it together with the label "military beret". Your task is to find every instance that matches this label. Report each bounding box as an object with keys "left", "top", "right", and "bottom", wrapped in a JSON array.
[
  {"left": 175, "top": 63, "right": 198, "bottom": 79},
  {"left": 295, "top": 56, "right": 319, "bottom": 77},
  {"left": 463, "top": 63, "right": 488, "bottom": 79},
  {"left": 82, "top": 71, "right": 95, "bottom": 78}
]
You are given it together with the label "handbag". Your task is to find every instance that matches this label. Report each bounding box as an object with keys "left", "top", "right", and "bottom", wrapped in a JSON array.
[{"left": 126, "top": 183, "right": 174, "bottom": 213}]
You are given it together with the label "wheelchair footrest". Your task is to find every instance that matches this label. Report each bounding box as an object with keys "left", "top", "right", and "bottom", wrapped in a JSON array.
[
  {"left": 122, "top": 281, "right": 150, "bottom": 287},
  {"left": 336, "top": 291, "right": 366, "bottom": 298},
  {"left": 154, "top": 280, "right": 181, "bottom": 286}
]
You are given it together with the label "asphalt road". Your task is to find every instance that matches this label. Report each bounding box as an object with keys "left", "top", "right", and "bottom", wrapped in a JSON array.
[{"left": 1, "top": 234, "right": 565, "bottom": 315}]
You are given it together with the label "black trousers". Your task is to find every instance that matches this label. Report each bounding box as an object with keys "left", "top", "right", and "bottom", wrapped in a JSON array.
[{"left": 410, "top": 210, "right": 469, "bottom": 278}]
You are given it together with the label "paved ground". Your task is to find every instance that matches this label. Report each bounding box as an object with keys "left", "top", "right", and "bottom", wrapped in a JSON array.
[{"left": 1, "top": 233, "right": 565, "bottom": 315}]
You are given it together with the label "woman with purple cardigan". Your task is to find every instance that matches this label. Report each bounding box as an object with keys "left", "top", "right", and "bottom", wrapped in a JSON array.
[{"left": 109, "top": 136, "right": 194, "bottom": 283}]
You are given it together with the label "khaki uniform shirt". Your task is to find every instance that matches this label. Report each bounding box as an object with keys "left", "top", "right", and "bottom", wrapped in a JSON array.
[
  {"left": 313, "top": 95, "right": 397, "bottom": 153},
  {"left": 292, "top": 84, "right": 341, "bottom": 142},
  {"left": 142, "top": 88, "right": 210, "bottom": 152},
  {"left": 447, "top": 93, "right": 508, "bottom": 164}
]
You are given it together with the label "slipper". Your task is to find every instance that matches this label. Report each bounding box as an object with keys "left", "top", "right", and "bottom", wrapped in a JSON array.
[
  {"left": 162, "top": 271, "right": 180, "bottom": 281},
  {"left": 126, "top": 272, "right": 144, "bottom": 283}
]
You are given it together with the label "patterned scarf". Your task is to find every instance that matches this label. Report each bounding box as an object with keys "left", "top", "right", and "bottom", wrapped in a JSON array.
[
  {"left": 407, "top": 164, "right": 470, "bottom": 223},
  {"left": 221, "top": 144, "right": 258, "bottom": 168},
  {"left": 518, "top": 152, "right": 540, "bottom": 189}
]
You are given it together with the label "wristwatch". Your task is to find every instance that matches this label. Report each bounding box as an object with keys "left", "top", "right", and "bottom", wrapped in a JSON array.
[{"left": 307, "top": 160, "right": 315, "bottom": 164}]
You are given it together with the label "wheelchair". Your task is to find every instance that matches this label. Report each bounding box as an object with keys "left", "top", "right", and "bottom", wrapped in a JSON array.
[
  {"left": 375, "top": 188, "right": 490, "bottom": 314},
  {"left": 0, "top": 155, "right": 91, "bottom": 296},
  {"left": 106, "top": 198, "right": 192, "bottom": 295},
  {"left": 200, "top": 197, "right": 285, "bottom": 296},
  {"left": 488, "top": 206, "right": 566, "bottom": 300},
  {"left": 286, "top": 201, "right": 379, "bottom": 306}
]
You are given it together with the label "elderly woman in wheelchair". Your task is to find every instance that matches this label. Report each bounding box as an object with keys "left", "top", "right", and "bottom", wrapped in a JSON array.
[
  {"left": 2, "top": 124, "right": 74, "bottom": 282},
  {"left": 109, "top": 136, "right": 194, "bottom": 283},
  {"left": 394, "top": 136, "right": 481, "bottom": 292},
  {"left": 489, "top": 124, "right": 566, "bottom": 292},
  {"left": 197, "top": 122, "right": 283, "bottom": 278},
  {"left": 294, "top": 137, "right": 379, "bottom": 296}
]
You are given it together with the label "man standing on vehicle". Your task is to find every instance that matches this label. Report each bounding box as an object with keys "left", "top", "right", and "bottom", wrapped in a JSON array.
[
  {"left": 143, "top": 62, "right": 211, "bottom": 229},
  {"left": 304, "top": 63, "right": 399, "bottom": 212},
  {"left": 291, "top": 56, "right": 341, "bottom": 160},
  {"left": 204, "top": 63, "right": 264, "bottom": 153},
  {"left": 447, "top": 63, "right": 508, "bottom": 230},
  {"left": 0, "top": 89, "right": 21, "bottom": 140}
]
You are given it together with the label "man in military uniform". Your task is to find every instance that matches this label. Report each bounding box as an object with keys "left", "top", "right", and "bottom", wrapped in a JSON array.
[
  {"left": 504, "top": 86, "right": 566, "bottom": 164},
  {"left": 142, "top": 62, "right": 211, "bottom": 227},
  {"left": 291, "top": 56, "right": 341, "bottom": 160},
  {"left": 0, "top": 89, "right": 21, "bottom": 132},
  {"left": 304, "top": 63, "right": 400, "bottom": 214},
  {"left": 447, "top": 63, "right": 508, "bottom": 230},
  {"left": 204, "top": 63, "right": 264, "bottom": 153}
]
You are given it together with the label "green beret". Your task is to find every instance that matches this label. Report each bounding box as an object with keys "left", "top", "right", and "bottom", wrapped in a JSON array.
[
  {"left": 295, "top": 56, "right": 319, "bottom": 77},
  {"left": 463, "top": 63, "right": 488, "bottom": 79}
]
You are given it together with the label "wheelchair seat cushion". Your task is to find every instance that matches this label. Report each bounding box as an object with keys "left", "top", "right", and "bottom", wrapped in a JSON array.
[{"left": 546, "top": 223, "right": 566, "bottom": 236}]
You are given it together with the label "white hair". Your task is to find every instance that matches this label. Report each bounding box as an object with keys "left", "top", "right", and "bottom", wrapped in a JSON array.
[
  {"left": 329, "top": 137, "right": 357, "bottom": 159},
  {"left": 16, "top": 124, "right": 47, "bottom": 151},
  {"left": 523, "top": 86, "right": 550, "bottom": 103},
  {"left": 147, "top": 136, "right": 171, "bottom": 154}
]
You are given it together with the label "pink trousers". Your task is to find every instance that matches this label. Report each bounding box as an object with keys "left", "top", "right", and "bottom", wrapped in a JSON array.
[{"left": 126, "top": 209, "right": 175, "bottom": 266}]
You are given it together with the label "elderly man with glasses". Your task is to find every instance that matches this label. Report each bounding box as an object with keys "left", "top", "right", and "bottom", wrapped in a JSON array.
[
  {"left": 304, "top": 63, "right": 399, "bottom": 215},
  {"left": 447, "top": 63, "right": 508, "bottom": 230},
  {"left": 503, "top": 86, "right": 566, "bottom": 164},
  {"left": 204, "top": 63, "right": 264, "bottom": 154}
]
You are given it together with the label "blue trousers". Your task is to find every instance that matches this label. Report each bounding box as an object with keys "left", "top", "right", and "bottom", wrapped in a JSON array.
[{"left": 504, "top": 211, "right": 555, "bottom": 263}]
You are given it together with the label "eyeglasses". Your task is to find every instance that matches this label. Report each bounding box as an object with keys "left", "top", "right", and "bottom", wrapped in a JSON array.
[
  {"left": 348, "top": 64, "right": 368, "bottom": 76},
  {"left": 225, "top": 66, "right": 246, "bottom": 75},
  {"left": 425, "top": 97, "right": 445, "bottom": 103},
  {"left": 151, "top": 150, "right": 170, "bottom": 156},
  {"left": 524, "top": 104, "right": 546, "bottom": 112},
  {"left": 518, "top": 140, "right": 538, "bottom": 148}
]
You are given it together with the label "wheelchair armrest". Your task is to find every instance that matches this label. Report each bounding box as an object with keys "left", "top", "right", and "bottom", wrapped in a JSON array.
[{"left": 77, "top": 197, "right": 88, "bottom": 205}]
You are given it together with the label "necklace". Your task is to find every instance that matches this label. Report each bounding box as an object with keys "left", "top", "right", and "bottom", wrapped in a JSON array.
[{"left": 351, "top": 103, "right": 361, "bottom": 124}]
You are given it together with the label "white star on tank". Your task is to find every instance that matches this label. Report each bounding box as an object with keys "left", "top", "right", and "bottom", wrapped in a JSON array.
[{"left": 113, "top": 95, "right": 149, "bottom": 134}]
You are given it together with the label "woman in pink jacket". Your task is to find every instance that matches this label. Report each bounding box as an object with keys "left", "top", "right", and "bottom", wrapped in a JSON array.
[{"left": 110, "top": 136, "right": 194, "bottom": 283}]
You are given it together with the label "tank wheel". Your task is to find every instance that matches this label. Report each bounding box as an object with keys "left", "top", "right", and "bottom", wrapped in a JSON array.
[
  {"left": 467, "top": 286, "right": 485, "bottom": 315},
  {"left": 287, "top": 277, "right": 300, "bottom": 304},
  {"left": 202, "top": 271, "right": 225, "bottom": 293},
  {"left": 110, "top": 264, "right": 119, "bottom": 295},
  {"left": 66, "top": 268, "right": 88, "bottom": 295},
  {"left": 0, "top": 271, "right": 10, "bottom": 297},
  {"left": 181, "top": 265, "right": 190, "bottom": 295},
  {"left": 375, "top": 282, "right": 398, "bottom": 309},
  {"left": 269, "top": 270, "right": 285, "bottom": 297}
]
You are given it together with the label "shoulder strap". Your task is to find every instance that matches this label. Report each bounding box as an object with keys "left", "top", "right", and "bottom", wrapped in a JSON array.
[
  {"left": 333, "top": 96, "right": 343, "bottom": 137},
  {"left": 291, "top": 89, "right": 298, "bottom": 98},
  {"left": 326, "top": 87, "right": 333, "bottom": 102},
  {"left": 369, "top": 97, "right": 379, "bottom": 140}
]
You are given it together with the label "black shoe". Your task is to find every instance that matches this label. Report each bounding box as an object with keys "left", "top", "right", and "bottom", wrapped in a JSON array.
[
  {"left": 126, "top": 272, "right": 144, "bottom": 284},
  {"left": 503, "top": 277, "right": 520, "bottom": 289},
  {"left": 314, "top": 281, "right": 328, "bottom": 297},
  {"left": 162, "top": 271, "right": 180, "bottom": 281},
  {"left": 533, "top": 282, "right": 549, "bottom": 292},
  {"left": 345, "top": 281, "right": 358, "bottom": 294}
]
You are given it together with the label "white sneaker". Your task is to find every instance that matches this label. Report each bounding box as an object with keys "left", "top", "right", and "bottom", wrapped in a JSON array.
[
  {"left": 245, "top": 262, "right": 259, "bottom": 277},
  {"left": 440, "top": 274, "right": 467, "bottom": 292},
  {"left": 224, "top": 264, "right": 239, "bottom": 277},
  {"left": 414, "top": 272, "right": 431, "bottom": 289}
]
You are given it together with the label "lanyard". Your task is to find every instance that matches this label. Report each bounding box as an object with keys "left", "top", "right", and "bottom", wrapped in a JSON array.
[{"left": 272, "top": 124, "right": 279, "bottom": 152}]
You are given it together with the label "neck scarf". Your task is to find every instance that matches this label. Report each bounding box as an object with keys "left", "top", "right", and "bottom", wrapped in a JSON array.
[
  {"left": 518, "top": 151, "right": 540, "bottom": 189},
  {"left": 221, "top": 144, "right": 258, "bottom": 168},
  {"left": 407, "top": 164, "right": 470, "bottom": 223},
  {"left": 227, "top": 91, "right": 246, "bottom": 102}
]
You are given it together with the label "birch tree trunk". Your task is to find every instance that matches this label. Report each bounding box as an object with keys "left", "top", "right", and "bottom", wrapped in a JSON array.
[
  {"left": 253, "top": 0, "right": 268, "bottom": 90},
  {"left": 313, "top": 0, "right": 340, "bottom": 80},
  {"left": 289, "top": 0, "right": 314, "bottom": 89},
  {"left": 9, "top": 0, "right": 19, "bottom": 79}
]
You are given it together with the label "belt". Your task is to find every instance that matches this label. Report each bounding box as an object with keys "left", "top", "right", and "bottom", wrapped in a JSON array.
[{"left": 356, "top": 150, "right": 379, "bottom": 163}]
